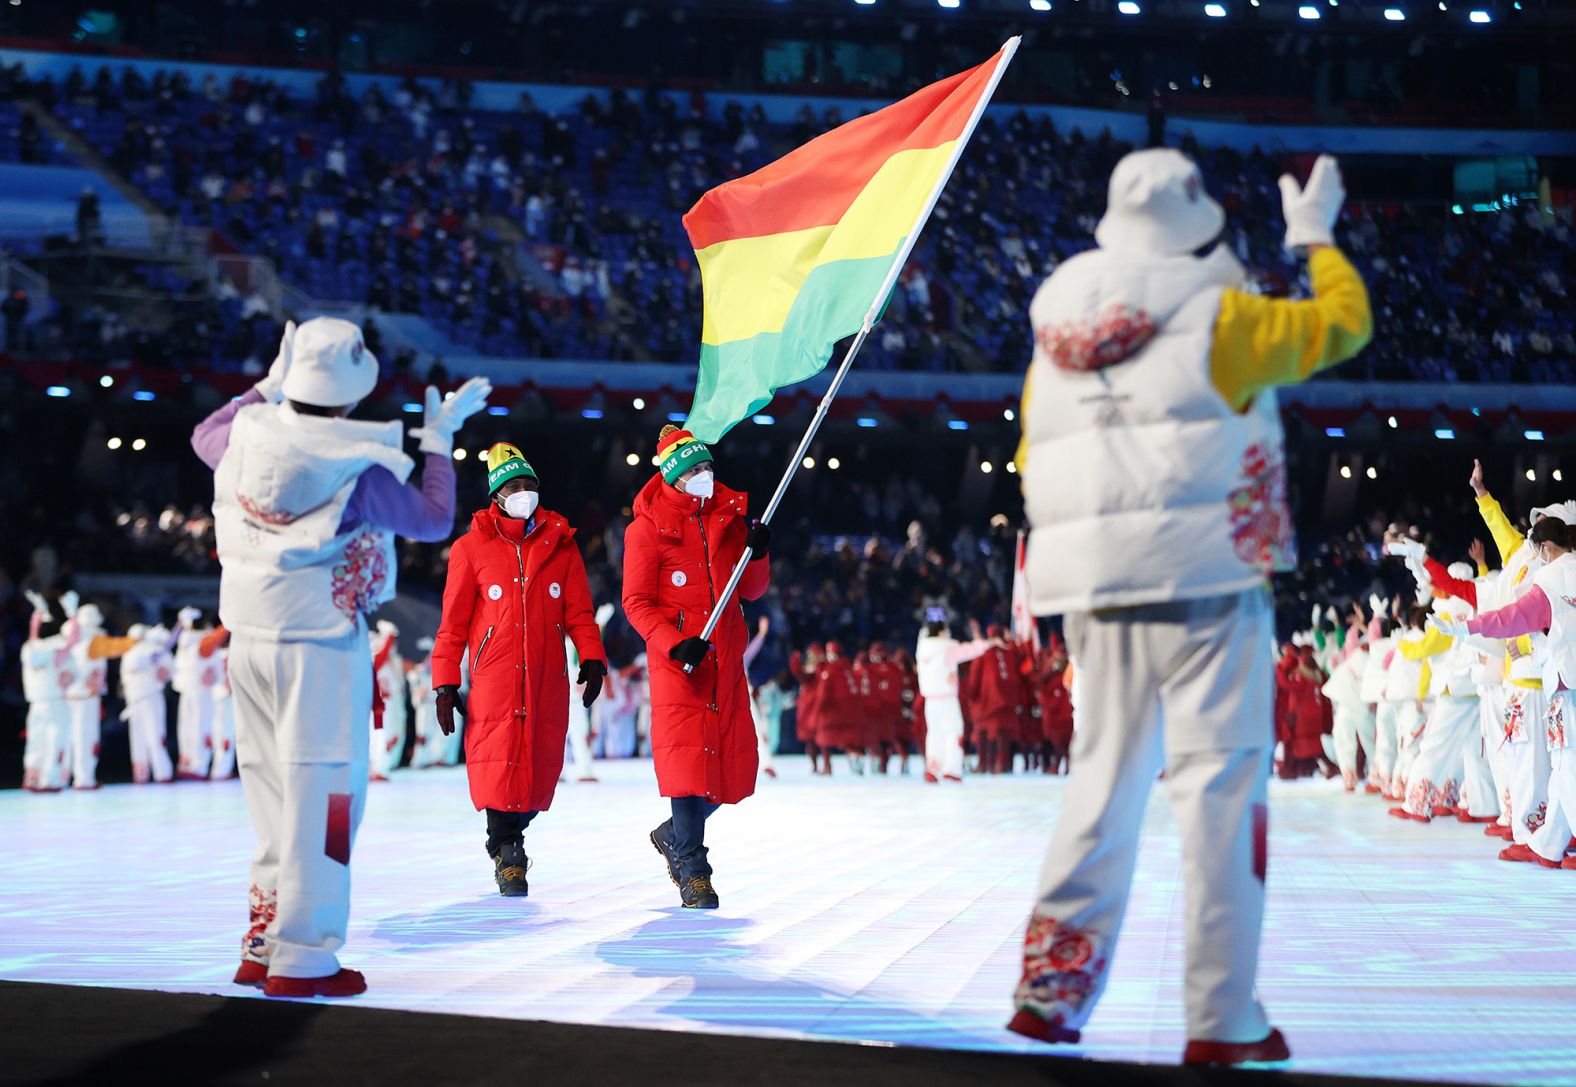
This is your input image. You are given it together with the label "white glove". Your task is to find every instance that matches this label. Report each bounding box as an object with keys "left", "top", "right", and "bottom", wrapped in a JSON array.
[
  {"left": 24, "top": 590, "right": 48, "bottom": 616},
  {"left": 1310, "top": 603, "right": 1322, "bottom": 629},
  {"left": 253, "top": 320, "right": 296, "bottom": 403},
  {"left": 1429, "top": 614, "right": 1471, "bottom": 640},
  {"left": 1278, "top": 154, "right": 1344, "bottom": 256},
  {"left": 1369, "top": 593, "right": 1387, "bottom": 619},
  {"left": 1325, "top": 605, "right": 1340, "bottom": 627},
  {"left": 1385, "top": 538, "right": 1427, "bottom": 564},
  {"left": 410, "top": 375, "right": 493, "bottom": 457},
  {"left": 60, "top": 590, "right": 80, "bottom": 616},
  {"left": 178, "top": 606, "right": 201, "bottom": 629},
  {"left": 595, "top": 603, "right": 616, "bottom": 628}
]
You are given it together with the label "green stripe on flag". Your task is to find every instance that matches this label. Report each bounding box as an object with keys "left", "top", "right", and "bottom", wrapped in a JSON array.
[{"left": 685, "top": 246, "right": 903, "bottom": 444}]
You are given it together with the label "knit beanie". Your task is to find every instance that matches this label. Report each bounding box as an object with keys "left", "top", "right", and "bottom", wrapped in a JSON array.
[
  {"left": 485, "top": 441, "right": 538, "bottom": 495},
  {"left": 656, "top": 425, "right": 713, "bottom": 487}
]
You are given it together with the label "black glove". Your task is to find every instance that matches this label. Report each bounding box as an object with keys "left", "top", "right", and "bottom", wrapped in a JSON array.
[
  {"left": 578, "top": 659, "right": 607, "bottom": 708},
  {"left": 670, "top": 636, "right": 711, "bottom": 669},
  {"left": 744, "top": 519, "right": 772, "bottom": 557},
  {"left": 435, "top": 685, "right": 467, "bottom": 736}
]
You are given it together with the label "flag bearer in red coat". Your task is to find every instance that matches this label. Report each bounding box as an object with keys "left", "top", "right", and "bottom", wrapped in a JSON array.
[
  {"left": 623, "top": 425, "right": 772, "bottom": 909},
  {"left": 432, "top": 442, "right": 608, "bottom": 897}
]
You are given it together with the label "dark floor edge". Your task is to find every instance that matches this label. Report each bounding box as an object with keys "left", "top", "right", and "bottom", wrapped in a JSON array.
[{"left": 0, "top": 980, "right": 1491, "bottom": 1087}]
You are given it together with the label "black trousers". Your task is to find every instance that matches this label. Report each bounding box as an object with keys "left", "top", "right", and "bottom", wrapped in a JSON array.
[
  {"left": 485, "top": 809, "right": 538, "bottom": 857},
  {"left": 669, "top": 796, "right": 720, "bottom": 878}
]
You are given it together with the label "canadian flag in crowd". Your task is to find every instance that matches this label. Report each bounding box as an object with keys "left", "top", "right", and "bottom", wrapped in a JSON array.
[{"left": 1010, "top": 530, "right": 1039, "bottom": 652}]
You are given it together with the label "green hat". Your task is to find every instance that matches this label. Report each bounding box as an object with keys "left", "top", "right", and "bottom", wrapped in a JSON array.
[
  {"left": 657, "top": 425, "right": 714, "bottom": 487},
  {"left": 485, "top": 442, "right": 538, "bottom": 495}
]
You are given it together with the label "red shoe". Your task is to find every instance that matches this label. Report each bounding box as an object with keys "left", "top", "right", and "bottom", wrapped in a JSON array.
[
  {"left": 233, "top": 960, "right": 268, "bottom": 988},
  {"left": 1562, "top": 855, "right": 1576, "bottom": 871},
  {"left": 1457, "top": 812, "right": 1497, "bottom": 824},
  {"left": 923, "top": 771, "right": 938, "bottom": 783},
  {"left": 176, "top": 771, "right": 208, "bottom": 782},
  {"left": 1487, "top": 823, "right": 1513, "bottom": 839},
  {"left": 1388, "top": 806, "right": 1429, "bottom": 823},
  {"left": 943, "top": 774, "right": 963, "bottom": 783},
  {"left": 576, "top": 776, "right": 599, "bottom": 783},
  {"left": 1431, "top": 805, "right": 1456, "bottom": 818},
  {"left": 1363, "top": 783, "right": 1382, "bottom": 794},
  {"left": 1498, "top": 844, "right": 1561, "bottom": 868},
  {"left": 763, "top": 767, "right": 777, "bottom": 779},
  {"left": 1183, "top": 1028, "right": 1291, "bottom": 1066},
  {"left": 263, "top": 968, "right": 367, "bottom": 998},
  {"left": 369, "top": 774, "right": 389, "bottom": 783},
  {"left": 1006, "top": 1008, "right": 1081, "bottom": 1044}
]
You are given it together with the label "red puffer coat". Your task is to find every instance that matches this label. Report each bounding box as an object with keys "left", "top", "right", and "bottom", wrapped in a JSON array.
[
  {"left": 965, "top": 643, "right": 1030, "bottom": 740},
  {"left": 433, "top": 505, "right": 605, "bottom": 813},
  {"left": 622, "top": 474, "right": 770, "bottom": 804}
]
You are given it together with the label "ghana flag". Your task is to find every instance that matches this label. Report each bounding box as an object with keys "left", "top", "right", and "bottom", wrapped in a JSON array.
[{"left": 681, "top": 39, "right": 1019, "bottom": 442}]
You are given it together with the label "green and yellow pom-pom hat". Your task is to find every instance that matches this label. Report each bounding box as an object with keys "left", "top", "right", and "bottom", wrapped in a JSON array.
[
  {"left": 657, "top": 424, "right": 714, "bottom": 487},
  {"left": 485, "top": 441, "right": 538, "bottom": 495}
]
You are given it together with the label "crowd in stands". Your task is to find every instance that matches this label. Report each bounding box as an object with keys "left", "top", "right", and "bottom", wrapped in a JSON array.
[{"left": 2, "top": 60, "right": 1571, "bottom": 382}]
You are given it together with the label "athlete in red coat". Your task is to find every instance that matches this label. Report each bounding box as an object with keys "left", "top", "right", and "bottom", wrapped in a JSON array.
[
  {"left": 790, "top": 644, "right": 825, "bottom": 773},
  {"left": 965, "top": 627, "right": 1029, "bottom": 774},
  {"left": 1035, "top": 639, "right": 1075, "bottom": 775},
  {"left": 814, "top": 643, "right": 867, "bottom": 773},
  {"left": 861, "top": 642, "right": 906, "bottom": 773},
  {"left": 622, "top": 426, "right": 770, "bottom": 909},
  {"left": 432, "top": 443, "right": 606, "bottom": 896}
]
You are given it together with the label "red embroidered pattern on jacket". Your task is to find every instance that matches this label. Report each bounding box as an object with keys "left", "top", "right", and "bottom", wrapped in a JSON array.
[
  {"left": 1016, "top": 915, "right": 1108, "bottom": 1021},
  {"left": 1034, "top": 303, "right": 1156, "bottom": 373},
  {"left": 1227, "top": 443, "right": 1293, "bottom": 573},
  {"left": 237, "top": 493, "right": 299, "bottom": 527},
  {"left": 330, "top": 530, "right": 390, "bottom": 621}
]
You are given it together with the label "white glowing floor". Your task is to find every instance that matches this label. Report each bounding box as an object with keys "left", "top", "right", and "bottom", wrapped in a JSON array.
[{"left": 2, "top": 756, "right": 1573, "bottom": 1085}]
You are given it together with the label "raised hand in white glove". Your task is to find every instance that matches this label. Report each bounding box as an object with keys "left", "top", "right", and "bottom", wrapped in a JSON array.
[
  {"left": 1428, "top": 614, "right": 1471, "bottom": 640},
  {"left": 178, "top": 606, "right": 202, "bottom": 629},
  {"left": 60, "top": 590, "right": 80, "bottom": 616},
  {"left": 1385, "top": 538, "right": 1427, "bottom": 564},
  {"left": 1278, "top": 154, "right": 1344, "bottom": 257},
  {"left": 410, "top": 375, "right": 493, "bottom": 457},
  {"left": 1369, "top": 593, "right": 1388, "bottom": 620},
  {"left": 253, "top": 320, "right": 297, "bottom": 403},
  {"left": 23, "top": 589, "right": 48, "bottom": 616}
]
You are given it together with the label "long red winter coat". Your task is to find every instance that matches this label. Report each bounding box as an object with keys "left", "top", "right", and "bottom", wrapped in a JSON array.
[
  {"left": 861, "top": 657, "right": 906, "bottom": 745},
  {"left": 433, "top": 505, "right": 605, "bottom": 813},
  {"left": 965, "top": 643, "right": 1030, "bottom": 740},
  {"left": 622, "top": 474, "right": 770, "bottom": 804},
  {"left": 815, "top": 654, "right": 868, "bottom": 748},
  {"left": 1035, "top": 657, "right": 1074, "bottom": 749},
  {"left": 790, "top": 654, "right": 822, "bottom": 743},
  {"left": 1286, "top": 664, "right": 1333, "bottom": 760}
]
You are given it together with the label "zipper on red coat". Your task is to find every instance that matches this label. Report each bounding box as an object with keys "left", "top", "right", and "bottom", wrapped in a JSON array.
[
  {"left": 515, "top": 541, "right": 528, "bottom": 785},
  {"left": 696, "top": 511, "right": 720, "bottom": 797}
]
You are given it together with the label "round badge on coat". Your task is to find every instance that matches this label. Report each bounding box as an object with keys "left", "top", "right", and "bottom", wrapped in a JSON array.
[
  {"left": 671, "top": 571, "right": 687, "bottom": 587},
  {"left": 549, "top": 582, "right": 561, "bottom": 599},
  {"left": 487, "top": 584, "right": 503, "bottom": 601}
]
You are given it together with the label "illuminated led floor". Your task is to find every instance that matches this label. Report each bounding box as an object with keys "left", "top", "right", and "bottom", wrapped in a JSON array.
[{"left": 1, "top": 756, "right": 1572, "bottom": 1085}]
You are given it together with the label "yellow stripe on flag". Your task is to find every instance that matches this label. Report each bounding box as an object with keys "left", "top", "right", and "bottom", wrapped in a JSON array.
[{"left": 694, "top": 141, "right": 957, "bottom": 347}]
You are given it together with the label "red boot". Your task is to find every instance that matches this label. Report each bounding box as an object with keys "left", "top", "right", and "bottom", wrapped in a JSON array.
[
  {"left": 1388, "top": 806, "right": 1429, "bottom": 823},
  {"left": 923, "top": 771, "right": 938, "bottom": 783},
  {"left": 1006, "top": 1008, "right": 1081, "bottom": 1045},
  {"left": 1562, "top": 855, "right": 1576, "bottom": 871},
  {"left": 1498, "top": 844, "right": 1561, "bottom": 868},
  {"left": 232, "top": 960, "right": 268, "bottom": 988},
  {"left": 263, "top": 968, "right": 367, "bottom": 998},
  {"left": 1183, "top": 1028, "right": 1291, "bottom": 1066}
]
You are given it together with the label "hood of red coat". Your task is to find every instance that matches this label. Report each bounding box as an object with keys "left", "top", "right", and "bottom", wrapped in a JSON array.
[
  {"left": 467, "top": 503, "right": 577, "bottom": 547},
  {"left": 631, "top": 472, "right": 748, "bottom": 536}
]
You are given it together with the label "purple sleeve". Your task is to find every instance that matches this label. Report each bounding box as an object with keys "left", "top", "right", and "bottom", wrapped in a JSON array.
[
  {"left": 339, "top": 454, "right": 457, "bottom": 542},
  {"left": 1467, "top": 587, "right": 1553, "bottom": 640},
  {"left": 191, "top": 387, "right": 265, "bottom": 470}
]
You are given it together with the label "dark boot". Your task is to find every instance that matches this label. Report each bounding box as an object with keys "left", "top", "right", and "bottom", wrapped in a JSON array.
[
  {"left": 680, "top": 873, "right": 720, "bottom": 909},
  {"left": 492, "top": 842, "right": 530, "bottom": 897},
  {"left": 650, "top": 820, "right": 681, "bottom": 887}
]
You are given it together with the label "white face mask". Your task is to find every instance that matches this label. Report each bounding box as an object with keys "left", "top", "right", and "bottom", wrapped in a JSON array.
[
  {"left": 501, "top": 490, "right": 539, "bottom": 520},
  {"left": 684, "top": 470, "right": 715, "bottom": 499}
]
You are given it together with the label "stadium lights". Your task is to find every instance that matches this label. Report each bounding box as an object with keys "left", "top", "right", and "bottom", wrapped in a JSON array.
[
  {"left": 1029, "top": 0, "right": 1051, "bottom": 10},
  {"left": 1297, "top": 5, "right": 1321, "bottom": 18},
  {"left": 1468, "top": 9, "right": 1490, "bottom": 22},
  {"left": 46, "top": 386, "right": 70, "bottom": 397},
  {"left": 1526, "top": 469, "right": 1537, "bottom": 481},
  {"left": 132, "top": 438, "right": 147, "bottom": 452},
  {"left": 487, "top": 405, "right": 508, "bottom": 416},
  {"left": 1340, "top": 465, "right": 1352, "bottom": 479},
  {"left": 453, "top": 448, "right": 468, "bottom": 460},
  {"left": 1005, "top": 461, "right": 1017, "bottom": 475},
  {"left": 1384, "top": 6, "right": 1405, "bottom": 18},
  {"left": 1556, "top": 469, "right": 1565, "bottom": 482},
  {"left": 1366, "top": 466, "right": 1378, "bottom": 479},
  {"left": 625, "top": 453, "right": 640, "bottom": 466},
  {"left": 402, "top": 402, "right": 422, "bottom": 413},
  {"left": 1003, "top": 407, "right": 1016, "bottom": 421},
  {"left": 651, "top": 454, "right": 661, "bottom": 467},
  {"left": 1435, "top": 428, "right": 1456, "bottom": 440},
  {"left": 753, "top": 414, "right": 775, "bottom": 426},
  {"left": 856, "top": 0, "right": 877, "bottom": 5},
  {"left": 1526, "top": 429, "right": 1546, "bottom": 441},
  {"left": 632, "top": 396, "right": 646, "bottom": 410},
  {"left": 1117, "top": 1, "right": 1140, "bottom": 12},
  {"left": 937, "top": 0, "right": 959, "bottom": 8},
  {"left": 1387, "top": 415, "right": 1399, "bottom": 428},
  {"left": 1204, "top": 3, "right": 1227, "bottom": 15},
  {"left": 99, "top": 375, "right": 113, "bottom": 387},
  {"left": 980, "top": 461, "right": 994, "bottom": 474},
  {"left": 581, "top": 408, "right": 604, "bottom": 419},
  {"left": 828, "top": 457, "right": 842, "bottom": 470},
  {"left": 132, "top": 390, "right": 156, "bottom": 402},
  {"left": 856, "top": 417, "right": 878, "bottom": 428},
  {"left": 666, "top": 411, "right": 686, "bottom": 422},
  {"left": 947, "top": 420, "right": 969, "bottom": 431},
  {"left": 1325, "top": 427, "right": 1346, "bottom": 438},
  {"left": 107, "top": 437, "right": 122, "bottom": 450},
  {"left": 803, "top": 456, "right": 816, "bottom": 469}
]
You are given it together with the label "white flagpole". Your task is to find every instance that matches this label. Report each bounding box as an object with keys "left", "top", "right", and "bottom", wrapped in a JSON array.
[{"left": 683, "top": 38, "right": 1022, "bottom": 670}]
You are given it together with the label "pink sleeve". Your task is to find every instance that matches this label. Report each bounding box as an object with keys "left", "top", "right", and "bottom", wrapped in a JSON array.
[
  {"left": 944, "top": 639, "right": 994, "bottom": 667},
  {"left": 190, "top": 388, "right": 265, "bottom": 470},
  {"left": 1467, "top": 587, "right": 1553, "bottom": 640}
]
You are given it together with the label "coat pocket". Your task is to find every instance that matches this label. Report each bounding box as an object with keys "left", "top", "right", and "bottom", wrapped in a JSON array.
[{"left": 473, "top": 625, "right": 496, "bottom": 672}]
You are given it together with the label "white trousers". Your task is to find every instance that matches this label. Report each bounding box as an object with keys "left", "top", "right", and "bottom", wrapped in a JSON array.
[
  {"left": 230, "top": 629, "right": 372, "bottom": 979},
  {"left": 1402, "top": 697, "right": 1478, "bottom": 818},
  {"left": 566, "top": 698, "right": 595, "bottom": 780},
  {"left": 23, "top": 700, "right": 71, "bottom": 790},
  {"left": 1019, "top": 589, "right": 1273, "bottom": 1043},
  {"left": 408, "top": 701, "right": 440, "bottom": 769},
  {"left": 1389, "top": 701, "right": 1425, "bottom": 799},
  {"left": 211, "top": 694, "right": 237, "bottom": 780},
  {"left": 177, "top": 687, "right": 216, "bottom": 777},
  {"left": 1478, "top": 687, "right": 1509, "bottom": 824},
  {"left": 126, "top": 695, "right": 174, "bottom": 784},
  {"left": 1528, "top": 692, "right": 1574, "bottom": 862},
  {"left": 369, "top": 689, "right": 406, "bottom": 779},
  {"left": 66, "top": 697, "right": 100, "bottom": 788},
  {"left": 1373, "top": 700, "right": 1402, "bottom": 793},
  {"left": 1330, "top": 703, "right": 1375, "bottom": 790},
  {"left": 751, "top": 694, "right": 775, "bottom": 775},
  {"left": 1501, "top": 686, "right": 1551, "bottom": 846},
  {"left": 923, "top": 696, "right": 966, "bottom": 779}
]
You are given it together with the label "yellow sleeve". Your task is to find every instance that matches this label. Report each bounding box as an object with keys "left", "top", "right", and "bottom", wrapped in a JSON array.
[
  {"left": 1209, "top": 247, "right": 1374, "bottom": 413},
  {"left": 88, "top": 635, "right": 138, "bottom": 661},
  {"left": 1477, "top": 493, "right": 1524, "bottom": 567},
  {"left": 1398, "top": 629, "right": 1451, "bottom": 660},
  {"left": 1477, "top": 562, "right": 1490, "bottom": 577},
  {"left": 1417, "top": 660, "right": 1431, "bottom": 701},
  {"left": 1014, "top": 367, "right": 1032, "bottom": 476}
]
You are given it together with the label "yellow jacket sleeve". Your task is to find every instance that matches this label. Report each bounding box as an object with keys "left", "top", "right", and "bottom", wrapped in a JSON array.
[
  {"left": 1476, "top": 493, "right": 1524, "bottom": 567},
  {"left": 1014, "top": 367, "right": 1033, "bottom": 476},
  {"left": 1398, "top": 629, "right": 1452, "bottom": 661},
  {"left": 1417, "top": 660, "right": 1431, "bottom": 701},
  {"left": 1209, "top": 247, "right": 1373, "bottom": 413},
  {"left": 88, "top": 635, "right": 138, "bottom": 661}
]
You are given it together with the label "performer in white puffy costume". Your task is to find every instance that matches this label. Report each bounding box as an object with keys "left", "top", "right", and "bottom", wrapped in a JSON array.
[
  {"left": 63, "top": 600, "right": 139, "bottom": 790},
  {"left": 192, "top": 316, "right": 488, "bottom": 997},
  {"left": 119, "top": 623, "right": 177, "bottom": 784},
  {"left": 406, "top": 638, "right": 442, "bottom": 769},
  {"left": 211, "top": 644, "right": 238, "bottom": 780},
  {"left": 1382, "top": 611, "right": 1429, "bottom": 802},
  {"left": 172, "top": 607, "right": 223, "bottom": 779},
  {"left": 914, "top": 610, "right": 993, "bottom": 782},
  {"left": 20, "top": 592, "right": 76, "bottom": 792},
  {"left": 369, "top": 620, "right": 407, "bottom": 781},
  {"left": 1321, "top": 608, "right": 1376, "bottom": 792},
  {"left": 1011, "top": 150, "right": 1371, "bottom": 1064},
  {"left": 1357, "top": 599, "right": 1396, "bottom": 794}
]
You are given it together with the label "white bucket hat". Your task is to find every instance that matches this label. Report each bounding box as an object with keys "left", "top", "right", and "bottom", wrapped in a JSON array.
[
  {"left": 280, "top": 317, "right": 379, "bottom": 408},
  {"left": 1095, "top": 148, "right": 1226, "bottom": 257}
]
